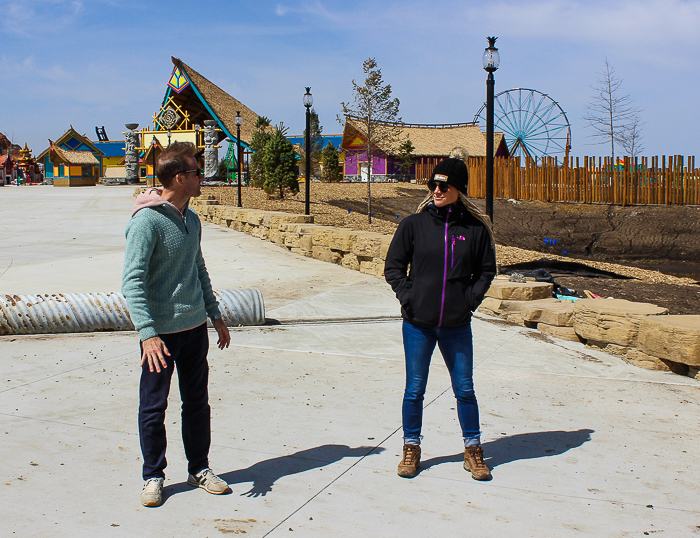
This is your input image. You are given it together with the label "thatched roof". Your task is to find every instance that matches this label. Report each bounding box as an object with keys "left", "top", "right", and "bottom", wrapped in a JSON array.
[
  {"left": 172, "top": 57, "right": 259, "bottom": 146},
  {"left": 46, "top": 141, "right": 99, "bottom": 165},
  {"left": 36, "top": 126, "right": 104, "bottom": 163},
  {"left": 341, "top": 116, "right": 508, "bottom": 158}
]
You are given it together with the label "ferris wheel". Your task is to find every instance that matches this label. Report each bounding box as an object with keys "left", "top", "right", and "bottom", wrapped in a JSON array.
[{"left": 473, "top": 88, "right": 571, "bottom": 161}]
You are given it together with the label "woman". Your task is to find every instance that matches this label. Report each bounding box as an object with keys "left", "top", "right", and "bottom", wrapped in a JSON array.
[{"left": 384, "top": 155, "right": 497, "bottom": 480}]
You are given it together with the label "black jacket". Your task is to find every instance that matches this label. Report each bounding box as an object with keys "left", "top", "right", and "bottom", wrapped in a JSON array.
[{"left": 384, "top": 202, "right": 497, "bottom": 329}]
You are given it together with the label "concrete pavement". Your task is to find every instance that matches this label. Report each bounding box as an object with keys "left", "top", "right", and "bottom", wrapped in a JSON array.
[{"left": 1, "top": 186, "right": 699, "bottom": 537}]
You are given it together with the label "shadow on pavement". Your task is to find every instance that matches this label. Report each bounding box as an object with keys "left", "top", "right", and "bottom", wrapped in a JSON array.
[
  {"left": 420, "top": 428, "right": 594, "bottom": 473},
  {"left": 164, "top": 444, "right": 384, "bottom": 501}
]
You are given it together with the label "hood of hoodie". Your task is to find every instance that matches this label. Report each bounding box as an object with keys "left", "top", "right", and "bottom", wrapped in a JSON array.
[{"left": 131, "top": 187, "right": 187, "bottom": 218}]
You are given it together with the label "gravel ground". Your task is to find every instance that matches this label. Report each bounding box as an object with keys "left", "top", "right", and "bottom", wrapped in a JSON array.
[{"left": 204, "top": 183, "right": 697, "bottom": 289}]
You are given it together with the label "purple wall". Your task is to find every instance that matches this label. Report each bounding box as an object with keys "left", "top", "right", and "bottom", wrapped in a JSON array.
[{"left": 344, "top": 149, "right": 386, "bottom": 175}]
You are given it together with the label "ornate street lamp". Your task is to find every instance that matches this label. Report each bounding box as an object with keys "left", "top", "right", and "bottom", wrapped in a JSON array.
[
  {"left": 194, "top": 123, "right": 201, "bottom": 149},
  {"left": 483, "top": 36, "right": 499, "bottom": 223},
  {"left": 303, "top": 87, "right": 313, "bottom": 216},
  {"left": 235, "top": 111, "right": 243, "bottom": 207},
  {"left": 151, "top": 136, "right": 157, "bottom": 187}
]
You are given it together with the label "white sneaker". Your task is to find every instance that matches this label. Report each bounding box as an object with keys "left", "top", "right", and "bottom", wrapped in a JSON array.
[
  {"left": 141, "top": 477, "right": 164, "bottom": 507},
  {"left": 187, "top": 468, "right": 230, "bottom": 494}
]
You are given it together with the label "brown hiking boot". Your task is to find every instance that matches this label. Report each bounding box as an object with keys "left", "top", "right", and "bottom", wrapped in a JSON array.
[
  {"left": 463, "top": 446, "right": 491, "bottom": 480},
  {"left": 397, "top": 444, "right": 421, "bottom": 478}
]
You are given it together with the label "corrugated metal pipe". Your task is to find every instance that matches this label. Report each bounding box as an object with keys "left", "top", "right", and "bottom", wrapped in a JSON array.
[{"left": 0, "top": 289, "right": 265, "bottom": 336}]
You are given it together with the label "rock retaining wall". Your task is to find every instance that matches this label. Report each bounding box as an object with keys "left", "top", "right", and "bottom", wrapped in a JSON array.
[
  {"left": 478, "top": 277, "right": 699, "bottom": 379},
  {"left": 190, "top": 196, "right": 390, "bottom": 278}
]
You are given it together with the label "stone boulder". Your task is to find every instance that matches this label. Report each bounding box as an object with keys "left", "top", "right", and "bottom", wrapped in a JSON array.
[
  {"left": 637, "top": 315, "right": 700, "bottom": 367},
  {"left": 522, "top": 300, "right": 575, "bottom": 327},
  {"left": 485, "top": 281, "right": 553, "bottom": 301},
  {"left": 537, "top": 323, "right": 581, "bottom": 342},
  {"left": 573, "top": 299, "right": 668, "bottom": 348}
]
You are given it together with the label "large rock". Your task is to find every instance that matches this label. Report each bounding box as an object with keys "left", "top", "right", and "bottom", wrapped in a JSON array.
[
  {"left": 485, "top": 281, "right": 553, "bottom": 301},
  {"left": 521, "top": 300, "right": 575, "bottom": 327},
  {"left": 573, "top": 299, "right": 668, "bottom": 347},
  {"left": 624, "top": 349, "right": 673, "bottom": 371},
  {"left": 638, "top": 315, "right": 700, "bottom": 367},
  {"left": 537, "top": 323, "right": 581, "bottom": 342}
]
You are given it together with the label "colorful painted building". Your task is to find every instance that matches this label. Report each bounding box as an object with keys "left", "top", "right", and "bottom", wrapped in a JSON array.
[
  {"left": 134, "top": 57, "right": 261, "bottom": 185},
  {"left": 0, "top": 154, "right": 15, "bottom": 185},
  {"left": 37, "top": 127, "right": 104, "bottom": 186},
  {"left": 340, "top": 117, "right": 509, "bottom": 182},
  {"left": 93, "top": 141, "right": 126, "bottom": 179}
]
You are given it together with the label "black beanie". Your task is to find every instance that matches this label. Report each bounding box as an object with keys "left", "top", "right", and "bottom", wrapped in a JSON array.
[{"left": 431, "top": 158, "right": 469, "bottom": 194}]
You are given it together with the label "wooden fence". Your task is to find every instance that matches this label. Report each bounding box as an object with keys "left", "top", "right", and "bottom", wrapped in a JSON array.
[{"left": 439, "top": 156, "right": 698, "bottom": 206}]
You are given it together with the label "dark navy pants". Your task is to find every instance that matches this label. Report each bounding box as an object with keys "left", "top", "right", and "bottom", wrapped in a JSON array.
[{"left": 138, "top": 323, "right": 210, "bottom": 480}]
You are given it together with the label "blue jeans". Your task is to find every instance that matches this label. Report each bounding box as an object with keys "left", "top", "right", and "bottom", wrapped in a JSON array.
[{"left": 402, "top": 321, "right": 480, "bottom": 442}]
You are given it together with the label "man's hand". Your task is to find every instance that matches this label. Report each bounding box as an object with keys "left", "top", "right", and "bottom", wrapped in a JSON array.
[
  {"left": 213, "top": 317, "right": 230, "bottom": 350},
  {"left": 140, "top": 336, "right": 170, "bottom": 373}
]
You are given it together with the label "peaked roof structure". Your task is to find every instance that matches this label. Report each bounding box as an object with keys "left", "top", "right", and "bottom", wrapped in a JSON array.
[
  {"left": 36, "top": 126, "right": 104, "bottom": 162},
  {"left": 341, "top": 117, "right": 509, "bottom": 158},
  {"left": 163, "top": 58, "right": 260, "bottom": 147},
  {"left": 44, "top": 140, "right": 100, "bottom": 165}
]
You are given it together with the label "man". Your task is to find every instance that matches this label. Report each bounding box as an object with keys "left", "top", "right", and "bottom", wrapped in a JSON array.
[{"left": 122, "top": 141, "right": 231, "bottom": 507}]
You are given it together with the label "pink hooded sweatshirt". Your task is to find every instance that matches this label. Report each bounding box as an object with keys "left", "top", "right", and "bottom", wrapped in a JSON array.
[{"left": 131, "top": 187, "right": 187, "bottom": 218}]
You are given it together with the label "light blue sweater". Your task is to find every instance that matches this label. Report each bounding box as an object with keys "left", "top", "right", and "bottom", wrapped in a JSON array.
[{"left": 122, "top": 202, "right": 220, "bottom": 341}]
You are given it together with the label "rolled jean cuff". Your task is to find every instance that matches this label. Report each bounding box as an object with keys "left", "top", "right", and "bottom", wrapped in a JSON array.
[
  {"left": 403, "top": 436, "right": 422, "bottom": 445},
  {"left": 463, "top": 435, "right": 481, "bottom": 447}
]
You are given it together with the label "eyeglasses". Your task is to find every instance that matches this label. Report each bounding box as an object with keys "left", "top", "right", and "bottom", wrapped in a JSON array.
[
  {"left": 427, "top": 180, "right": 450, "bottom": 193},
  {"left": 176, "top": 168, "right": 202, "bottom": 178}
]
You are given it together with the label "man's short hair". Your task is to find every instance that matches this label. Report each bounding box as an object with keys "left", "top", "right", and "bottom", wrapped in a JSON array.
[{"left": 156, "top": 141, "right": 196, "bottom": 187}]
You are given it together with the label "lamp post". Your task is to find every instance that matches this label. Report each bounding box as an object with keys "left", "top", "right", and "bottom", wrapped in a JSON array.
[
  {"left": 194, "top": 123, "right": 201, "bottom": 150},
  {"left": 483, "top": 36, "right": 499, "bottom": 223},
  {"left": 235, "top": 111, "right": 243, "bottom": 208},
  {"left": 151, "top": 136, "right": 157, "bottom": 186},
  {"left": 303, "top": 87, "right": 313, "bottom": 216}
]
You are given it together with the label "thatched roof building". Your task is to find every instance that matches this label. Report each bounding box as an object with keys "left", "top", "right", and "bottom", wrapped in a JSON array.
[
  {"left": 165, "top": 57, "right": 259, "bottom": 146},
  {"left": 341, "top": 116, "right": 509, "bottom": 158}
]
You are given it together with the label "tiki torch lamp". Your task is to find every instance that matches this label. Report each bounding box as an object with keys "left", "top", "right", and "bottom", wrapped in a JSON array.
[
  {"left": 483, "top": 36, "right": 499, "bottom": 223},
  {"left": 303, "top": 87, "right": 313, "bottom": 216},
  {"left": 235, "top": 111, "right": 243, "bottom": 207}
]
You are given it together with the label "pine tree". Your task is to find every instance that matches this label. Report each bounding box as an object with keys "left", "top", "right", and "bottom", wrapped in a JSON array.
[
  {"left": 321, "top": 141, "right": 342, "bottom": 182},
  {"left": 262, "top": 127, "right": 299, "bottom": 199},
  {"left": 299, "top": 109, "right": 324, "bottom": 180},
  {"left": 249, "top": 116, "right": 272, "bottom": 188},
  {"left": 395, "top": 138, "right": 415, "bottom": 182}
]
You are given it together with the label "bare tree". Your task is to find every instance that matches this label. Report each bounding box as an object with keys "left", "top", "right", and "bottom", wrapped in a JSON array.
[
  {"left": 340, "top": 58, "right": 402, "bottom": 224},
  {"left": 618, "top": 115, "right": 645, "bottom": 157},
  {"left": 584, "top": 59, "right": 642, "bottom": 161}
]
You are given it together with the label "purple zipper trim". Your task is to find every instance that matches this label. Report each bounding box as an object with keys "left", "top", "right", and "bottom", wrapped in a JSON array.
[
  {"left": 451, "top": 236, "right": 455, "bottom": 268},
  {"left": 438, "top": 207, "right": 451, "bottom": 327}
]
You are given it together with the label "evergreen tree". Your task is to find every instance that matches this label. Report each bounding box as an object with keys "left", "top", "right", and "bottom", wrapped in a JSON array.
[
  {"left": 262, "top": 127, "right": 299, "bottom": 198},
  {"left": 249, "top": 116, "right": 272, "bottom": 188},
  {"left": 341, "top": 58, "right": 402, "bottom": 223},
  {"left": 321, "top": 141, "right": 342, "bottom": 182},
  {"left": 395, "top": 138, "right": 415, "bottom": 182},
  {"left": 299, "top": 108, "right": 324, "bottom": 180}
]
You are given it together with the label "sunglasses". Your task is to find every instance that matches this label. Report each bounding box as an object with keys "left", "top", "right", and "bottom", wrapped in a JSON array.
[
  {"left": 176, "top": 168, "right": 202, "bottom": 178},
  {"left": 427, "top": 180, "right": 450, "bottom": 193}
]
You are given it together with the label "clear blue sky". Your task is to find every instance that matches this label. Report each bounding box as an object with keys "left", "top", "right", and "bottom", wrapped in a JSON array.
[{"left": 2, "top": 0, "right": 699, "bottom": 160}]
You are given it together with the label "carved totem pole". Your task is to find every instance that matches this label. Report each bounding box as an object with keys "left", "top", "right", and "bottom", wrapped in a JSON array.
[
  {"left": 124, "top": 123, "right": 139, "bottom": 184},
  {"left": 203, "top": 120, "right": 219, "bottom": 180}
]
